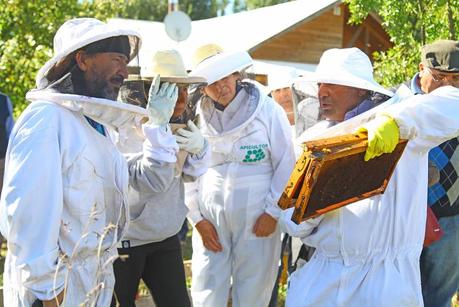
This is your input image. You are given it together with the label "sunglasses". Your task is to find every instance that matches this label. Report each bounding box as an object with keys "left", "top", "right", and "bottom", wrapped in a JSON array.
[{"left": 423, "top": 67, "right": 448, "bottom": 83}]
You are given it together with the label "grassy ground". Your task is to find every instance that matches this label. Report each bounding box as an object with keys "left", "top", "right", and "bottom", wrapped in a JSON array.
[{"left": 181, "top": 224, "right": 193, "bottom": 261}]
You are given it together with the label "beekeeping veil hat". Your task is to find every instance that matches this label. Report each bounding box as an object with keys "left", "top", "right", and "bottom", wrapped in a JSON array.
[{"left": 36, "top": 17, "right": 141, "bottom": 89}]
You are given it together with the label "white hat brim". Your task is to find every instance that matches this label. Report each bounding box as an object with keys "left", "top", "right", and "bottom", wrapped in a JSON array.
[
  {"left": 269, "top": 80, "right": 294, "bottom": 92},
  {"left": 190, "top": 50, "right": 253, "bottom": 85},
  {"left": 161, "top": 76, "right": 207, "bottom": 84},
  {"left": 303, "top": 71, "right": 394, "bottom": 97},
  {"left": 142, "top": 75, "right": 207, "bottom": 84}
]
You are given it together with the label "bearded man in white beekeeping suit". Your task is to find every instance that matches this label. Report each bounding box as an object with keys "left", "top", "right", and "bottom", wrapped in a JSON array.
[{"left": 0, "top": 18, "right": 182, "bottom": 306}]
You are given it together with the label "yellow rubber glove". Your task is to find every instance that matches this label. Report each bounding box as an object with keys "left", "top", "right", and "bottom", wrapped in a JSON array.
[{"left": 356, "top": 114, "right": 400, "bottom": 161}]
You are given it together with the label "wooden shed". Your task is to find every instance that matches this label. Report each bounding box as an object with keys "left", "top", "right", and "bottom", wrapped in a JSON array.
[
  {"left": 250, "top": 3, "right": 392, "bottom": 65},
  {"left": 110, "top": 0, "right": 393, "bottom": 76}
]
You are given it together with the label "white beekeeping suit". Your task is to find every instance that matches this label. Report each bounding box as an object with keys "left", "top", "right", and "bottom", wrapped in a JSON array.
[
  {"left": 281, "top": 48, "right": 459, "bottom": 307},
  {"left": 0, "top": 18, "right": 169, "bottom": 306},
  {"left": 186, "top": 46, "right": 296, "bottom": 307}
]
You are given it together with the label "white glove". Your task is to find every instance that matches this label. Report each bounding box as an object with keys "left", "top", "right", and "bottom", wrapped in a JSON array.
[
  {"left": 279, "top": 208, "right": 321, "bottom": 238},
  {"left": 146, "top": 75, "right": 178, "bottom": 126},
  {"left": 175, "top": 120, "right": 206, "bottom": 154}
]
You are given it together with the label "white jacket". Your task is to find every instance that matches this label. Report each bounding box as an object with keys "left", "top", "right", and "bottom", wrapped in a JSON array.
[
  {"left": 281, "top": 86, "right": 459, "bottom": 307},
  {"left": 0, "top": 90, "right": 148, "bottom": 306},
  {"left": 186, "top": 85, "right": 296, "bottom": 224}
]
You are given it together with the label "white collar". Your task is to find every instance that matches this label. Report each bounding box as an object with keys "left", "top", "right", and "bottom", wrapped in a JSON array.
[{"left": 26, "top": 89, "right": 148, "bottom": 132}]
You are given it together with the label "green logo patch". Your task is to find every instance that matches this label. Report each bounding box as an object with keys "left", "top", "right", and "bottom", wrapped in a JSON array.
[{"left": 243, "top": 148, "right": 266, "bottom": 162}]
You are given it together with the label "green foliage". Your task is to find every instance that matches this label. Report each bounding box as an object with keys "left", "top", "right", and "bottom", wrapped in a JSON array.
[
  {"left": 233, "top": 0, "right": 247, "bottom": 13},
  {"left": 178, "top": 0, "right": 227, "bottom": 20},
  {"left": 276, "top": 282, "right": 287, "bottom": 306},
  {"left": 182, "top": 222, "right": 193, "bottom": 260},
  {"left": 119, "top": 0, "right": 228, "bottom": 22},
  {"left": 226, "top": 0, "right": 293, "bottom": 12},
  {"left": 244, "top": 0, "right": 291, "bottom": 10},
  {"left": 119, "top": 0, "right": 169, "bottom": 21},
  {"left": 372, "top": 45, "right": 420, "bottom": 89},
  {"left": 344, "top": 0, "right": 459, "bottom": 87},
  {"left": 0, "top": 0, "right": 123, "bottom": 117},
  {"left": 186, "top": 276, "right": 192, "bottom": 289}
]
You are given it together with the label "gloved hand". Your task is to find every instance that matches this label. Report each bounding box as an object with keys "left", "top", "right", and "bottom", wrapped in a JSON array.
[
  {"left": 175, "top": 120, "right": 206, "bottom": 154},
  {"left": 146, "top": 75, "right": 178, "bottom": 126},
  {"left": 356, "top": 114, "right": 400, "bottom": 161}
]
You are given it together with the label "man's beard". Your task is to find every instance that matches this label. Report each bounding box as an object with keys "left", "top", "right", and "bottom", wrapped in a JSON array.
[
  {"left": 70, "top": 66, "right": 120, "bottom": 100},
  {"left": 86, "top": 72, "right": 119, "bottom": 101}
]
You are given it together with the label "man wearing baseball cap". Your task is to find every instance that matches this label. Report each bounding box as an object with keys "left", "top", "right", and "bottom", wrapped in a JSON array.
[
  {"left": 406, "top": 40, "right": 459, "bottom": 307},
  {"left": 409, "top": 40, "right": 459, "bottom": 95},
  {"left": 0, "top": 18, "right": 180, "bottom": 306}
]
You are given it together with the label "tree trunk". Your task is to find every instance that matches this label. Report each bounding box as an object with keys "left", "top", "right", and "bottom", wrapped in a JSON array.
[
  {"left": 417, "top": 0, "right": 426, "bottom": 45},
  {"left": 447, "top": 0, "right": 457, "bottom": 40}
]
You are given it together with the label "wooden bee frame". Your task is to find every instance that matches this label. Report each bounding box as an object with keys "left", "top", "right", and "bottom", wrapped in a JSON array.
[{"left": 279, "top": 133, "right": 408, "bottom": 224}]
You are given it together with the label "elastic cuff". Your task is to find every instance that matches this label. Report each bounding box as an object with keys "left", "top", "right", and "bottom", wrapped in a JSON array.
[
  {"left": 19, "top": 248, "right": 67, "bottom": 301},
  {"left": 265, "top": 204, "right": 281, "bottom": 220},
  {"left": 191, "top": 139, "right": 209, "bottom": 160},
  {"left": 187, "top": 210, "right": 204, "bottom": 226}
]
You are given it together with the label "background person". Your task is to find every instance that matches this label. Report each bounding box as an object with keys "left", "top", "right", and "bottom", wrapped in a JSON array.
[
  {"left": 268, "top": 67, "right": 298, "bottom": 126},
  {"left": 410, "top": 40, "right": 459, "bottom": 307},
  {"left": 0, "top": 92, "right": 14, "bottom": 248},
  {"left": 0, "top": 92, "right": 14, "bottom": 194}
]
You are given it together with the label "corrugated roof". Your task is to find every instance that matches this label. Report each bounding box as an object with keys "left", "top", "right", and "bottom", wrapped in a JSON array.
[{"left": 110, "top": 0, "right": 340, "bottom": 71}]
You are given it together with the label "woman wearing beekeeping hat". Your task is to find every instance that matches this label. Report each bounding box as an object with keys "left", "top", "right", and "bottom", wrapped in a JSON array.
[
  {"left": 186, "top": 44, "right": 296, "bottom": 307},
  {"left": 0, "top": 18, "right": 182, "bottom": 306},
  {"left": 112, "top": 49, "right": 208, "bottom": 307}
]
